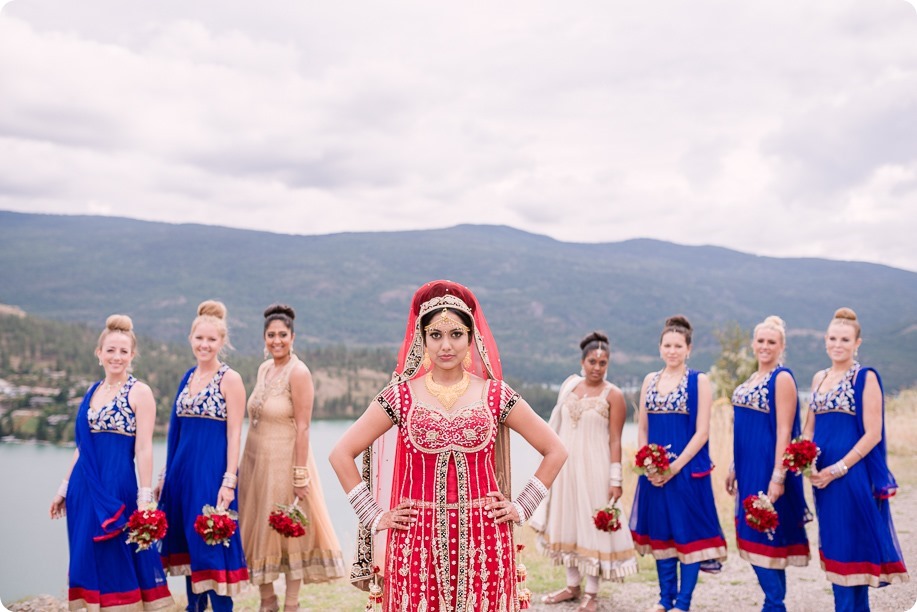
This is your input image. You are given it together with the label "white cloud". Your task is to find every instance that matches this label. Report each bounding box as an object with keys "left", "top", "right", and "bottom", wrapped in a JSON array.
[{"left": 1, "top": 0, "right": 916, "bottom": 271}]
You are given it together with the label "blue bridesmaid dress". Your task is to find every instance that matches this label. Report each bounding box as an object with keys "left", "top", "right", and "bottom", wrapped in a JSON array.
[
  {"left": 810, "top": 364, "right": 908, "bottom": 611},
  {"left": 732, "top": 366, "right": 811, "bottom": 611},
  {"left": 630, "top": 369, "right": 727, "bottom": 611},
  {"left": 67, "top": 377, "right": 173, "bottom": 611},
  {"left": 159, "top": 365, "right": 248, "bottom": 610}
]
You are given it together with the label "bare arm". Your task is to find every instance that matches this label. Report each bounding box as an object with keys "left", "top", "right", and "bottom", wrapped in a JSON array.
[
  {"left": 217, "top": 369, "right": 246, "bottom": 509},
  {"left": 767, "top": 371, "right": 797, "bottom": 502},
  {"left": 650, "top": 374, "right": 712, "bottom": 486},
  {"left": 637, "top": 374, "right": 652, "bottom": 448},
  {"left": 486, "top": 398, "right": 567, "bottom": 525},
  {"left": 801, "top": 372, "right": 823, "bottom": 442},
  {"left": 503, "top": 398, "right": 567, "bottom": 489},
  {"left": 328, "top": 401, "right": 396, "bottom": 493},
  {"left": 131, "top": 382, "right": 157, "bottom": 490},
  {"left": 607, "top": 385, "right": 626, "bottom": 502},
  {"left": 328, "top": 401, "right": 419, "bottom": 533},
  {"left": 290, "top": 363, "right": 314, "bottom": 499}
]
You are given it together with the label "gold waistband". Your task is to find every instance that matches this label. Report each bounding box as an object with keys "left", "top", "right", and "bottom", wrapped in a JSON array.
[{"left": 401, "top": 496, "right": 492, "bottom": 510}]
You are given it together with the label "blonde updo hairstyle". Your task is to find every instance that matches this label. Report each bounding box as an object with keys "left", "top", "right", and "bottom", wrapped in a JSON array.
[
  {"left": 829, "top": 307, "right": 861, "bottom": 339},
  {"left": 96, "top": 314, "right": 138, "bottom": 354},
  {"left": 190, "top": 300, "right": 233, "bottom": 355},
  {"left": 753, "top": 315, "right": 787, "bottom": 362}
]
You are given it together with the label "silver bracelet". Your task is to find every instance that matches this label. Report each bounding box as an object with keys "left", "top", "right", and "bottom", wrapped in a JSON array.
[
  {"left": 56, "top": 479, "right": 69, "bottom": 499},
  {"left": 770, "top": 468, "right": 786, "bottom": 485}
]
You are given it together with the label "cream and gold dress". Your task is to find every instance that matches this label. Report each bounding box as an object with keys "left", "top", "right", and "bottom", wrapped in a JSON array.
[
  {"left": 238, "top": 355, "right": 346, "bottom": 585},
  {"left": 536, "top": 380, "right": 638, "bottom": 580}
]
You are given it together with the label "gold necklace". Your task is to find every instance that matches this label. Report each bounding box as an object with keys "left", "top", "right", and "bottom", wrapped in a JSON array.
[{"left": 424, "top": 371, "right": 470, "bottom": 409}]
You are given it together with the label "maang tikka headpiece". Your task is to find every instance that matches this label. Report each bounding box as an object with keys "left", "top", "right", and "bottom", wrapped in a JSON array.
[{"left": 423, "top": 308, "right": 471, "bottom": 335}]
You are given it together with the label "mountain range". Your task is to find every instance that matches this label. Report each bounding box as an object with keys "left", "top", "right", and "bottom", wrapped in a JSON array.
[{"left": 2, "top": 210, "right": 915, "bottom": 391}]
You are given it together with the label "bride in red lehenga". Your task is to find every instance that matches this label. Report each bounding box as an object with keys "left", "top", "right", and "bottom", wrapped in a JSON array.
[{"left": 331, "top": 280, "right": 567, "bottom": 612}]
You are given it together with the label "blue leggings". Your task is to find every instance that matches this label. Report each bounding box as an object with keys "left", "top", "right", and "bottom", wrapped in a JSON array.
[
  {"left": 752, "top": 566, "right": 786, "bottom": 611},
  {"left": 656, "top": 558, "right": 700, "bottom": 610},
  {"left": 832, "top": 584, "right": 869, "bottom": 612},
  {"left": 185, "top": 577, "right": 234, "bottom": 612}
]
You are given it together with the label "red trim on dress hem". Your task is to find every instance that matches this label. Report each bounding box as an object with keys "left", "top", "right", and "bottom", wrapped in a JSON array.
[
  {"left": 819, "top": 551, "right": 908, "bottom": 576},
  {"left": 70, "top": 587, "right": 142, "bottom": 606},
  {"left": 191, "top": 567, "right": 250, "bottom": 584},
  {"left": 737, "top": 536, "right": 809, "bottom": 558},
  {"left": 631, "top": 532, "right": 726, "bottom": 554}
]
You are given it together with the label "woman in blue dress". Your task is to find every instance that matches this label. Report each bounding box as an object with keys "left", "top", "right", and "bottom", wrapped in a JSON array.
[
  {"left": 158, "top": 300, "right": 248, "bottom": 611},
  {"left": 804, "top": 308, "right": 909, "bottom": 611},
  {"left": 726, "top": 315, "right": 810, "bottom": 611},
  {"left": 630, "top": 315, "right": 727, "bottom": 612},
  {"left": 49, "top": 314, "right": 173, "bottom": 611}
]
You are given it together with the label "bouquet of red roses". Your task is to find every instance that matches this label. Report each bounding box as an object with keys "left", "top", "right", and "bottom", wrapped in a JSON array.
[
  {"left": 125, "top": 505, "right": 168, "bottom": 552},
  {"left": 634, "top": 443, "right": 671, "bottom": 476},
  {"left": 592, "top": 503, "right": 623, "bottom": 532},
  {"left": 194, "top": 505, "right": 238, "bottom": 547},
  {"left": 743, "top": 492, "right": 779, "bottom": 541},
  {"left": 782, "top": 437, "right": 819, "bottom": 476},
  {"left": 268, "top": 498, "right": 309, "bottom": 538}
]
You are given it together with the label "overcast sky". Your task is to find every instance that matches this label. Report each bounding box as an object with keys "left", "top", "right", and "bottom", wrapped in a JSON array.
[{"left": 2, "top": 1, "right": 916, "bottom": 271}]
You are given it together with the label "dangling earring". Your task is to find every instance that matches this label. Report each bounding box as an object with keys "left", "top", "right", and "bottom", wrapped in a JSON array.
[
  {"left": 263, "top": 347, "right": 270, "bottom": 359},
  {"left": 98, "top": 359, "right": 103, "bottom": 366},
  {"left": 463, "top": 351, "right": 472, "bottom": 369},
  {"left": 422, "top": 352, "right": 431, "bottom": 369},
  {"left": 854, "top": 348, "right": 859, "bottom": 359}
]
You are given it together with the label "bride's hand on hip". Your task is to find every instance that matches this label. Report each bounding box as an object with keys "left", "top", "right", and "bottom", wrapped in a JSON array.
[
  {"left": 485, "top": 491, "right": 520, "bottom": 524},
  {"left": 378, "top": 500, "right": 417, "bottom": 531}
]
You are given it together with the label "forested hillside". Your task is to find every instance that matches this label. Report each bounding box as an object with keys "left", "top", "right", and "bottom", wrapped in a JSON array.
[{"left": 2, "top": 210, "right": 915, "bottom": 391}]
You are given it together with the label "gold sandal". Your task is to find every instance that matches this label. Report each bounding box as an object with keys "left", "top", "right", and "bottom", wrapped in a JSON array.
[
  {"left": 578, "top": 593, "right": 599, "bottom": 611},
  {"left": 542, "top": 585, "right": 581, "bottom": 604}
]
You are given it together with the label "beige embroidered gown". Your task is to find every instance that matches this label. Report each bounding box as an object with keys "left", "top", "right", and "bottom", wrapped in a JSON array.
[
  {"left": 537, "top": 385, "right": 638, "bottom": 580},
  {"left": 238, "top": 355, "right": 345, "bottom": 585}
]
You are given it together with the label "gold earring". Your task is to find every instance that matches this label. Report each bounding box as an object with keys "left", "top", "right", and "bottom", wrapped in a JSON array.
[
  {"left": 422, "top": 352, "right": 431, "bottom": 369},
  {"left": 463, "top": 351, "right": 472, "bottom": 369}
]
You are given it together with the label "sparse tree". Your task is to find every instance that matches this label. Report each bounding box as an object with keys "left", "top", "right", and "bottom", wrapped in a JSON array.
[{"left": 708, "top": 322, "right": 757, "bottom": 399}]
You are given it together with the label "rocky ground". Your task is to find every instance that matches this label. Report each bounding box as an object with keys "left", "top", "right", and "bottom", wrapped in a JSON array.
[{"left": 527, "top": 485, "right": 916, "bottom": 612}]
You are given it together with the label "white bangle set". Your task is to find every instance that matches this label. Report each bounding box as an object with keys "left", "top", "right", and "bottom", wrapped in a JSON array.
[
  {"left": 221, "top": 471, "right": 238, "bottom": 489},
  {"left": 770, "top": 468, "right": 786, "bottom": 485},
  {"left": 347, "top": 482, "right": 385, "bottom": 530},
  {"left": 56, "top": 479, "right": 69, "bottom": 499},
  {"left": 609, "top": 462, "right": 623, "bottom": 487},
  {"left": 512, "top": 476, "right": 548, "bottom": 526},
  {"left": 137, "top": 487, "right": 153, "bottom": 507}
]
